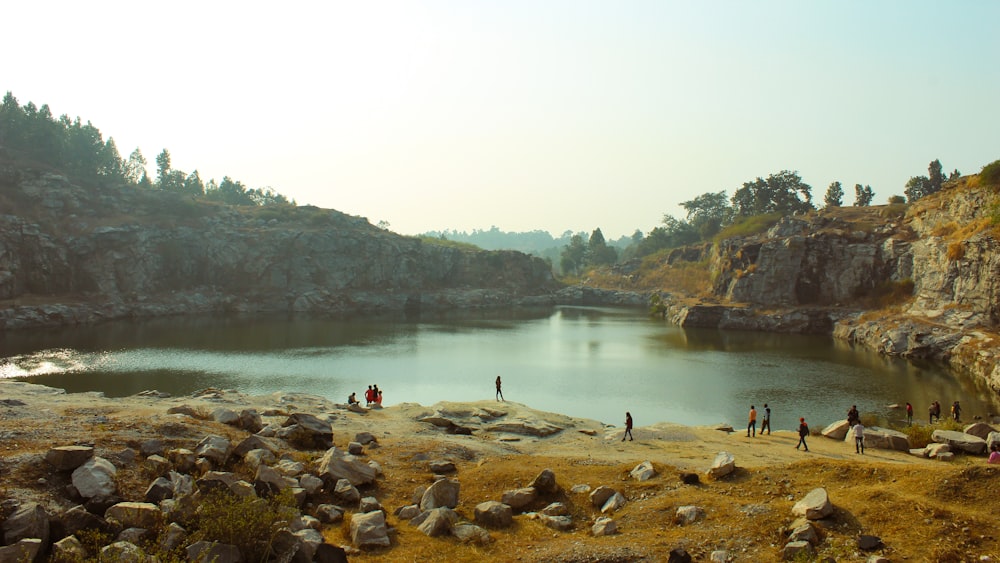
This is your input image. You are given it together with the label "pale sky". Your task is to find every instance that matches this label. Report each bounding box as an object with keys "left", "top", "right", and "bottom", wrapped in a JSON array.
[{"left": 4, "top": 1, "right": 999, "bottom": 239}]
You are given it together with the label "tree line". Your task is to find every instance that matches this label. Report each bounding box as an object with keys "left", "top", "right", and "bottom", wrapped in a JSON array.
[
  {"left": 562, "top": 160, "right": 961, "bottom": 272},
  {"left": 0, "top": 91, "right": 291, "bottom": 206}
]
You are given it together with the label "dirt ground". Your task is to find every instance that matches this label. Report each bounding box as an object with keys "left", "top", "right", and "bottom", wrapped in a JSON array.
[{"left": 0, "top": 381, "right": 997, "bottom": 562}]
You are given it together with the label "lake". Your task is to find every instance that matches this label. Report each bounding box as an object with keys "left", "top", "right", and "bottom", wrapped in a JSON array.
[{"left": 2, "top": 306, "right": 997, "bottom": 430}]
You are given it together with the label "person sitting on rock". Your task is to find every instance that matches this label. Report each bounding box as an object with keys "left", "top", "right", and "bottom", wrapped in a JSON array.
[
  {"left": 348, "top": 392, "right": 359, "bottom": 405},
  {"left": 989, "top": 443, "right": 1000, "bottom": 465}
]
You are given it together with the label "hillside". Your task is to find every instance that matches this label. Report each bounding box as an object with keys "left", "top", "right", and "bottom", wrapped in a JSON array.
[
  {"left": 0, "top": 164, "right": 560, "bottom": 329},
  {"left": 583, "top": 176, "right": 1000, "bottom": 399}
]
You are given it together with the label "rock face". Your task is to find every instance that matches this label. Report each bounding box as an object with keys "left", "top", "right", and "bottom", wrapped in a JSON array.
[{"left": 0, "top": 169, "right": 558, "bottom": 330}]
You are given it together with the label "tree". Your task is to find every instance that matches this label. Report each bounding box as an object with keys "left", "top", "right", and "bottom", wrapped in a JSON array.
[
  {"left": 905, "top": 159, "right": 949, "bottom": 203},
  {"left": 586, "top": 228, "right": 617, "bottom": 266},
  {"left": 155, "top": 149, "right": 176, "bottom": 190},
  {"left": 731, "top": 170, "right": 813, "bottom": 218},
  {"left": 680, "top": 191, "right": 730, "bottom": 238},
  {"left": 823, "top": 181, "right": 843, "bottom": 208},
  {"left": 560, "top": 234, "right": 587, "bottom": 276},
  {"left": 182, "top": 170, "right": 205, "bottom": 196},
  {"left": 949, "top": 169, "right": 961, "bottom": 180},
  {"left": 123, "top": 148, "right": 147, "bottom": 184},
  {"left": 854, "top": 184, "right": 874, "bottom": 206}
]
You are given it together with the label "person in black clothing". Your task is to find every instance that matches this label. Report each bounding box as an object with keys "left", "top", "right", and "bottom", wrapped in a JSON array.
[
  {"left": 760, "top": 403, "right": 771, "bottom": 435},
  {"left": 622, "top": 412, "right": 634, "bottom": 442},
  {"left": 495, "top": 376, "right": 504, "bottom": 401},
  {"left": 796, "top": 417, "right": 810, "bottom": 452}
]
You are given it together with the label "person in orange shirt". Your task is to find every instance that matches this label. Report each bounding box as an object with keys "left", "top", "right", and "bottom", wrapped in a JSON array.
[{"left": 747, "top": 405, "right": 757, "bottom": 437}]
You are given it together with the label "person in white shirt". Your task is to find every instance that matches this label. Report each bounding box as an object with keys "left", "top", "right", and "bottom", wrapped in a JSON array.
[{"left": 853, "top": 422, "right": 865, "bottom": 455}]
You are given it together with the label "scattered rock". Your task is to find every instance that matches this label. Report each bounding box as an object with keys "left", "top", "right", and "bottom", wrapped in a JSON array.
[
  {"left": 708, "top": 451, "right": 735, "bottom": 478},
  {"left": 350, "top": 510, "right": 391, "bottom": 547},
  {"left": 792, "top": 488, "right": 833, "bottom": 520},
  {"left": 630, "top": 460, "right": 656, "bottom": 481},
  {"left": 45, "top": 445, "right": 94, "bottom": 471},
  {"left": 474, "top": 501, "right": 513, "bottom": 528},
  {"left": 675, "top": 505, "right": 705, "bottom": 525},
  {"left": 591, "top": 516, "right": 617, "bottom": 536}
]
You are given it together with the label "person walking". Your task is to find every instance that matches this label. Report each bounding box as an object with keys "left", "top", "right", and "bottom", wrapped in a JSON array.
[
  {"left": 929, "top": 401, "right": 941, "bottom": 424},
  {"left": 760, "top": 403, "right": 771, "bottom": 435},
  {"left": 796, "top": 417, "right": 810, "bottom": 451},
  {"left": 951, "top": 401, "right": 961, "bottom": 422},
  {"left": 905, "top": 402, "right": 913, "bottom": 426},
  {"left": 747, "top": 405, "right": 757, "bottom": 438},
  {"left": 853, "top": 420, "right": 865, "bottom": 454},
  {"left": 495, "top": 376, "right": 504, "bottom": 401},
  {"left": 622, "top": 412, "right": 634, "bottom": 442}
]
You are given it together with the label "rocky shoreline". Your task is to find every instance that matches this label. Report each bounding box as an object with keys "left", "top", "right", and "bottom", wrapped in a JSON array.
[{"left": 2, "top": 380, "right": 1000, "bottom": 561}]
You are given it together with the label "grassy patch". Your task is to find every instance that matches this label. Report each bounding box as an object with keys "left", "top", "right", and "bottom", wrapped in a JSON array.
[
  {"left": 418, "top": 236, "right": 481, "bottom": 250},
  {"left": 714, "top": 213, "right": 782, "bottom": 240}
]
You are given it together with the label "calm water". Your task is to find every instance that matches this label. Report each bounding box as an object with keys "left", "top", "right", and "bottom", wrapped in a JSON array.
[{"left": 2, "top": 306, "right": 997, "bottom": 430}]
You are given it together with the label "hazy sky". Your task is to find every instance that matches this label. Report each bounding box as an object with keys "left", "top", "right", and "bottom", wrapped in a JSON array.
[{"left": 5, "top": 1, "right": 999, "bottom": 239}]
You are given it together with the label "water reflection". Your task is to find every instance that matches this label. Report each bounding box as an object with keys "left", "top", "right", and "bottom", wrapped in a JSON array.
[{"left": 2, "top": 307, "right": 997, "bottom": 429}]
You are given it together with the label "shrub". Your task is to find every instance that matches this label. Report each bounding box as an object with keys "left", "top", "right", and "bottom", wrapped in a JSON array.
[
  {"left": 714, "top": 213, "right": 783, "bottom": 240},
  {"left": 887, "top": 195, "right": 906, "bottom": 204},
  {"left": 980, "top": 159, "right": 1000, "bottom": 187},
  {"left": 185, "top": 489, "right": 299, "bottom": 561},
  {"left": 946, "top": 241, "right": 965, "bottom": 261}
]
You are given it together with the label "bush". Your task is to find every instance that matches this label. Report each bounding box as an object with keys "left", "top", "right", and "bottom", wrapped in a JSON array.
[
  {"left": 887, "top": 195, "right": 906, "bottom": 204},
  {"left": 947, "top": 241, "right": 965, "bottom": 261},
  {"left": 714, "top": 213, "right": 783, "bottom": 240},
  {"left": 980, "top": 159, "right": 1000, "bottom": 187},
  {"left": 185, "top": 489, "right": 299, "bottom": 561}
]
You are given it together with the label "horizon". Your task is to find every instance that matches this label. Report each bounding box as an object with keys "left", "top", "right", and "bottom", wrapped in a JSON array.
[{"left": 4, "top": 1, "right": 999, "bottom": 241}]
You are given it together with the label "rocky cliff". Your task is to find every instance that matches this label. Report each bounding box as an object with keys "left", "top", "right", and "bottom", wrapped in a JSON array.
[
  {"left": 0, "top": 167, "right": 559, "bottom": 329},
  {"left": 661, "top": 177, "right": 1000, "bottom": 395}
]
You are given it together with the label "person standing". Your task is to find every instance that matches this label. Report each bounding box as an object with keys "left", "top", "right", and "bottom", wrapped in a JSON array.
[
  {"left": 796, "top": 417, "right": 810, "bottom": 451},
  {"left": 761, "top": 403, "right": 771, "bottom": 435},
  {"left": 905, "top": 402, "right": 913, "bottom": 425},
  {"left": 847, "top": 405, "right": 859, "bottom": 427},
  {"left": 365, "top": 385, "right": 374, "bottom": 406},
  {"left": 951, "top": 401, "right": 961, "bottom": 422},
  {"left": 929, "top": 401, "right": 941, "bottom": 424},
  {"left": 495, "top": 376, "right": 504, "bottom": 401},
  {"left": 853, "top": 421, "right": 865, "bottom": 454},
  {"left": 747, "top": 405, "right": 757, "bottom": 438},
  {"left": 622, "top": 412, "right": 634, "bottom": 442}
]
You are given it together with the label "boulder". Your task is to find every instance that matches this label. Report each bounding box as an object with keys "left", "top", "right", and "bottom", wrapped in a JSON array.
[
  {"left": 355, "top": 431, "right": 377, "bottom": 444},
  {"left": 932, "top": 429, "right": 987, "bottom": 454},
  {"left": 395, "top": 504, "right": 420, "bottom": 520},
  {"left": 193, "top": 435, "right": 232, "bottom": 466},
  {"left": 591, "top": 516, "right": 617, "bottom": 536},
  {"left": 299, "top": 474, "right": 324, "bottom": 495},
  {"left": 45, "top": 445, "right": 94, "bottom": 471},
  {"left": 419, "top": 478, "right": 460, "bottom": 510},
  {"left": 452, "top": 523, "right": 492, "bottom": 545},
  {"left": 105, "top": 502, "right": 162, "bottom": 529},
  {"left": 282, "top": 413, "right": 334, "bottom": 449},
  {"left": 233, "top": 435, "right": 281, "bottom": 458},
  {"left": 238, "top": 409, "right": 264, "bottom": 433},
  {"left": 211, "top": 408, "right": 240, "bottom": 425},
  {"left": 144, "top": 477, "right": 173, "bottom": 503},
  {"left": 675, "top": 505, "right": 705, "bottom": 525},
  {"left": 72, "top": 457, "right": 118, "bottom": 499},
  {"left": 964, "top": 422, "right": 996, "bottom": 440},
  {"left": 350, "top": 510, "right": 391, "bottom": 548},
  {"left": 589, "top": 486, "right": 617, "bottom": 509},
  {"left": 2, "top": 502, "right": 50, "bottom": 546},
  {"left": 415, "top": 507, "right": 458, "bottom": 537},
  {"left": 474, "top": 501, "right": 513, "bottom": 528},
  {"left": 783, "top": 540, "right": 814, "bottom": 561},
  {"left": 792, "top": 488, "right": 833, "bottom": 520},
  {"left": 541, "top": 502, "right": 569, "bottom": 516},
  {"left": 707, "top": 451, "right": 735, "bottom": 478},
  {"left": 630, "top": 461, "right": 656, "bottom": 481},
  {"left": 316, "top": 447, "right": 377, "bottom": 486},
  {"left": 52, "top": 536, "right": 87, "bottom": 561},
  {"left": 538, "top": 513, "right": 573, "bottom": 531},
  {"left": 316, "top": 504, "right": 345, "bottom": 524},
  {"left": 528, "top": 468, "right": 559, "bottom": 494},
  {"left": 788, "top": 523, "right": 818, "bottom": 545},
  {"left": 850, "top": 426, "right": 910, "bottom": 451},
  {"left": 0, "top": 539, "right": 43, "bottom": 563},
  {"left": 501, "top": 487, "right": 537, "bottom": 510},
  {"left": 347, "top": 442, "right": 364, "bottom": 455},
  {"left": 359, "top": 497, "right": 383, "bottom": 514},
  {"left": 601, "top": 492, "right": 626, "bottom": 514},
  {"left": 101, "top": 541, "right": 149, "bottom": 563},
  {"left": 821, "top": 420, "right": 851, "bottom": 440},
  {"left": 429, "top": 460, "right": 457, "bottom": 474},
  {"left": 925, "top": 443, "right": 951, "bottom": 458}
]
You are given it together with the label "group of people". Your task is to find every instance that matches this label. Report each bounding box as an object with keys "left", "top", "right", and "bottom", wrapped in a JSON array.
[
  {"left": 745, "top": 404, "right": 810, "bottom": 451},
  {"left": 927, "top": 400, "right": 962, "bottom": 423},
  {"left": 347, "top": 384, "right": 383, "bottom": 407}
]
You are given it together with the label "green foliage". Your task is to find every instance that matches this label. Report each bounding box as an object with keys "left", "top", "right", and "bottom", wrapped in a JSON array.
[
  {"left": 649, "top": 293, "right": 668, "bottom": 319},
  {"left": 905, "top": 159, "right": 951, "bottom": 202},
  {"left": 560, "top": 234, "right": 587, "bottom": 276},
  {"left": 730, "top": 170, "right": 813, "bottom": 218},
  {"left": 980, "top": 159, "right": 1000, "bottom": 187},
  {"left": 680, "top": 191, "right": 730, "bottom": 239},
  {"left": 887, "top": 194, "right": 906, "bottom": 204},
  {"left": 586, "top": 228, "right": 617, "bottom": 266},
  {"left": 1, "top": 91, "right": 293, "bottom": 206},
  {"left": 853, "top": 183, "right": 874, "bottom": 206},
  {"left": 186, "top": 489, "right": 298, "bottom": 561},
  {"left": 418, "top": 236, "right": 480, "bottom": 250},
  {"left": 713, "top": 213, "right": 782, "bottom": 240},
  {"left": 824, "top": 181, "right": 844, "bottom": 208}
]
